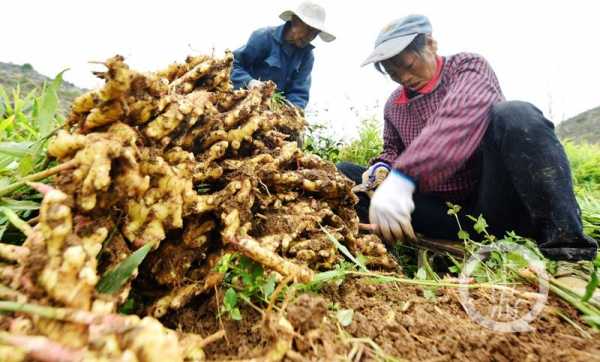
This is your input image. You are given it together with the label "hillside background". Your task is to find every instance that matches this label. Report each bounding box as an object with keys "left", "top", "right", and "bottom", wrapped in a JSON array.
[
  {"left": 556, "top": 106, "right": 600, "bottom": 144},
  {"left": 0, "top": 61, "right": 85, "bottom": 113}
]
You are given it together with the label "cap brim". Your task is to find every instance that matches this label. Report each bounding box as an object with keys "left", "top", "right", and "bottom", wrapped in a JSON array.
[
  {"left": 279, "top": 10, "right": 336, "bottom": 42},
  {"left": 360, "top": 33, "right": 418, "bottom": 67}
]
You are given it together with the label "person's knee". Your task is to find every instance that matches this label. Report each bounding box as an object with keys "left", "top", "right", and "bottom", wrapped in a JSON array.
[
  {"left": 336, "top": 162, "right": 366, "bottom": 185},
  {"left": 335, "top": 162, "right": 354, "bottom": 175},
  {"left": 490, "top": 101, "right": 551, "bottom": 133}
]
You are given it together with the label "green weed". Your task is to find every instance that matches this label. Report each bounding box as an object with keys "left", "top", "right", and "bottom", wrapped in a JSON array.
[
  {"left": 215, "top": 253, "right": 278, "bottom": 320},
  {"left": 0, "top": 72, "right": 65, "bottom": 243}
]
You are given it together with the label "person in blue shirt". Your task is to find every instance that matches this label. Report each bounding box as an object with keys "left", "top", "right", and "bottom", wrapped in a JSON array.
[{"left": 231, "top": 1, "right": 335, "bottom": 109}]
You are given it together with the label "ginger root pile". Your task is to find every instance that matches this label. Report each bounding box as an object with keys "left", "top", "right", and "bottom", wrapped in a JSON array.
[{"left": 0, "top": 52, "right": 396, "bottom": 361}]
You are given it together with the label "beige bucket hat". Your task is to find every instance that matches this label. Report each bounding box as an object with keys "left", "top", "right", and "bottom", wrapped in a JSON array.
[{"left": 279, "top": 1, "right": 336, "bottom": 42}]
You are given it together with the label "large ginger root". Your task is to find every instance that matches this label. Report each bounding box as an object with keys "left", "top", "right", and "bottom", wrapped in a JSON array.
[
  {"left": 2, "top": 52, "right": 398, "bottom": 361},
  {"left": 144, "top": 90, "right": 218, "bottom": 143},
  {"left": 0, "top": 303, "right": 210, "bottom": 362},
  {"left": 9, "top": 184, "right": 107, "bottom": 312},
  {"left": 227, "top": 236, "right": 314, "bottom": 283}
]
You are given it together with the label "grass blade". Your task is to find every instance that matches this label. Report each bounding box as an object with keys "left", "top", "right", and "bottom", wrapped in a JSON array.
[
  {"left": 320, "top": 225, "right": 367, "bottom": 272},
  {"left": 36, "top": 70, "right": 66, "bottom": 138},
  {"left": 582, "top": 265, "right": 599, "bottom": 303},
  {"left": 0, "top": 198, "right": 39, "bottom": 211},
  {"left": 0, "top": 206, "right": 33, "bottom": 236},
  {"left": 0, "top": 86, "right": 12, "bottom": 115},
  {"left": 96, "top": 242, "right": 154, "bottom": 294},
  {"left": 0, "top": 142, "right": 34, "bottom": 158}
]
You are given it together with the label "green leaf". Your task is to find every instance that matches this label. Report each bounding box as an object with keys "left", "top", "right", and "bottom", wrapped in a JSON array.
[
  {"left": 118, "top": 297, "right": 136, "bottom": 315},
  {"left": 0, "top": 116, "right": 15, "bottom": 137},
  {"left": 473, "top": 214, "right": 489, "bottom": 234},
  {"left": 0, "top": 198, "right": 39, "bottom": 211},
  {"left": 415, "top": 267, "right": 427, "bottom": 280},
  {"left": 457, "top": 230, "right": 470, "bottom": 241},
  {"left": 224, "top": 287, "right": 238, "bottom": 310},
  {"left": 216, "top": 253, "right": 233, "bottom": 274},
  {"left": 37, "top": 70, "right": 66, "bottom": 138},
  {"left": 582, "top": 315, "right": 600, "bottom": 329},
  {"left": 230, "top": 307, "right": 242, "bottom": 321},
  {"left": 0, "top": 222, "right": 7, "bottom": 240},
  {"left": 321, "top": 225, "right": 367, "bottom": 272},
  {"left": 336, "top": 309, "right": 354, "bottom": 327},
  {"left": 261, "top": 274, "right": 277, "bottom": 299},
  {"left": 0, "top": 142, "right": 34, "bottom": 158},
  {"left": 582, "top": 265, "right": 599, "bottom": 303},
  {"left": 18, "top": 154, "right": 34, "bottom": 176},
  {"left": 15, "top": 112, "right": 38, "bottom": 139},
  {"left": 0, "top": 87, "right": 12, "bottom": 116},
  {"left": 96, "top": 242, "right": 153, "bottom": 294}
]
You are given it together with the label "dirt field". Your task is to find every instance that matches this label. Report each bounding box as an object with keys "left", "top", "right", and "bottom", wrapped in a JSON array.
[{"left": 163, "top": 276, "right": 600, "bottom": 361}]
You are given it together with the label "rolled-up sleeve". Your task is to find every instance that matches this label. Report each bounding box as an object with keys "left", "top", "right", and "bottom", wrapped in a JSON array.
[{"left": 393, "top": 56, "right": 504, "bottom": 191}]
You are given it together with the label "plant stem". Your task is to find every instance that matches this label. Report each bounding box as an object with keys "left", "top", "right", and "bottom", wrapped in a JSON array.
[
  {"left": 0, "top": 207, "right": 33, "bottom": 236},
  {"left": 519, "top": 269, "right": 600, "bottom": 320},
  {"left": 344, "top": 270, "right": 517, "bottom": 290},
  {"left": 0, "top": 301, "right": 105, "bottom": 325},
  {"left": 0, "top": 159, "right": 77, "bottom": 197},
  {"left": 550, "top": 278, "right": 600, "bottom": 312}
]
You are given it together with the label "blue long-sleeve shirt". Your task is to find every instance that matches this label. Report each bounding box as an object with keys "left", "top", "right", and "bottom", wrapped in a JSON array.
[{"left": 231, "top": 23, "right": 315, "bottom": 109}]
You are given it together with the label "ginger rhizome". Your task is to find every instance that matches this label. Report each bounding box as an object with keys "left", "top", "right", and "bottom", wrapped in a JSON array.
[{"left": 0, "top": 52, "right": 395, "bottom": 362}]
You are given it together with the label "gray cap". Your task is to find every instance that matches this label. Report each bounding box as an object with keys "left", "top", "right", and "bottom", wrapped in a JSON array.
[{"left": 361, "top": 14, "right": 432, "bottom": 67}]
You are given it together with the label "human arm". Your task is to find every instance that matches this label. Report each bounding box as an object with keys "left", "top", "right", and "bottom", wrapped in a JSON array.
[
  {"left": 393, "top": 55, "right": 504, "bottom": 191},
  {"left": 231, "top": 29, "right": 269, "bottom": 89},
  {"left": 285, "top": 52, "right": 314, "bottom": 109}
]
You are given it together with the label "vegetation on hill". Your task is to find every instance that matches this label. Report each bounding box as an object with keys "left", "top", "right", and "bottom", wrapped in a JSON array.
[
  {"left": 557, "top": 105, "right": 600, "bottom": 144},
  {"left": 0, "top": 61, "right": 85, "bottom": 113}
]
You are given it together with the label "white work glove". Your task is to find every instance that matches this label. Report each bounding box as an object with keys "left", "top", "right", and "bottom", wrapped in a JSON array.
[
  {"left": 247, "top": 79, "right": 264, "bottom": 89},
  {"left": 369, "top": 169, "right": 417, "bottom": 244},
  {"left": 363, "top": 162, "right": 391, "bottom": 185}
]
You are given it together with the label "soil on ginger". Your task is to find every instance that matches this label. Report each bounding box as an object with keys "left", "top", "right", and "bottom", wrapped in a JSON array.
[{"left": 164, "top": 277, "right": 600, "bottom": 362}]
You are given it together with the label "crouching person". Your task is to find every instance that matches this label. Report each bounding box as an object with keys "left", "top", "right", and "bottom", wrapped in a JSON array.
[{"left": 338, "top": 15, "right": 597, "bottom": 286}]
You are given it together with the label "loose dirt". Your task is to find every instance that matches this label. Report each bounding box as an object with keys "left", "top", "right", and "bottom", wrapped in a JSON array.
[{"left": 166, "top": 277, "right": 600, "bottom": 361}]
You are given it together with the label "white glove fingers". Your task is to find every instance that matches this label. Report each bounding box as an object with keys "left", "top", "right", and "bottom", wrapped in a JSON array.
[
  {"left": 401, "top": 218, "right": 417, "bottom": 241},
  {"left": 368, "top": 207, "right": 384, "bottom": 238},
  {"left": 389, "top": 219, "right": 406, "bottom": 243},
  {"left": 379, "top": 221, "right": 394, "bottom": 243},
  {"left": 376, "top": 213, "right": 394, "bottom": 243}
]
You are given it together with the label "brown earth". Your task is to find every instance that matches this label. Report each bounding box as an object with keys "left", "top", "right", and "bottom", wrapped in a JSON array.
[{"left": 163, "top": 276, "right": 600, "bottom": 361}]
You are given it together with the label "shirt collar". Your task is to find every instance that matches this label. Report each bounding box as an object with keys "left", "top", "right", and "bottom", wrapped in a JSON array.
[
  {"left": 273, "top": 23, "right": 287, "bottom": 44},
  {"left": 395, "top": 56, "right": 444, "bottom": 105}
]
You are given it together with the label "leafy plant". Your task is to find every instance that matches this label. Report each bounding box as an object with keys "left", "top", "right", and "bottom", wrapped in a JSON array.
[
  {"left": 446, "top": 203, "right": 544, "bottom": 284},
  {"left": 216, "top": 253, "right": 278, "bottom": 320},
  {"left": 338, "top": 118, "right": 383, "bottom": 166},
  {"left": 563, "top": 141, "right": 600, "bottom": 198},
  {"left": 303, "top": 121, "right": 343, "bottom": 163},
  {"left": 96, "top": 242, "right": 154, "bottom": 294},
  {"left": 0, "top": 73, "right": 65, "bottom": 243}
]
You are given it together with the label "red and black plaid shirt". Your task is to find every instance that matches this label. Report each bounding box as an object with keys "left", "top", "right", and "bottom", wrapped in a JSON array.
[{"left": 374, "top": 52, "right": 505, "bottom": 200}]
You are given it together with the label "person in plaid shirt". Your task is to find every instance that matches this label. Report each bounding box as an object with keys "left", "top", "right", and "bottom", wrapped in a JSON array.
[{"left": 338, "top": 15, "right": 597, "bottom": 263}]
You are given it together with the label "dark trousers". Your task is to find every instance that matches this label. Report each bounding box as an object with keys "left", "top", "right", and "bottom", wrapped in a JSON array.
[{"left": 338, "top": 101, "right": 598, "bottom": 261}]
